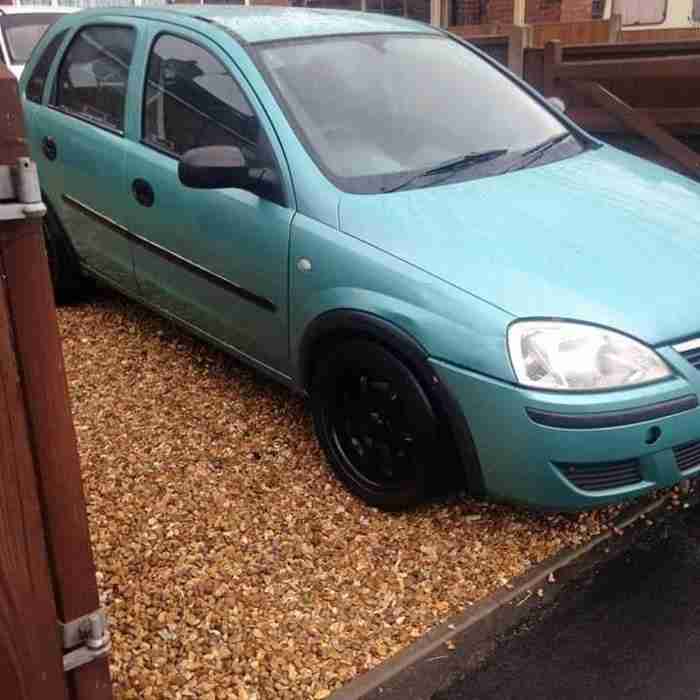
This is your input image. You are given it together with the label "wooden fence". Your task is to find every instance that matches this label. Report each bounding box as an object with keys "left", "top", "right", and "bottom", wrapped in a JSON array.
[
  {"left": 619, "top": 27, "right": 700, "bottom": 43},
  {"left": 449, "top": 16, "right": 621, "bottom": 50},
  {"left": 529, "top": 39, "right": 700, "bottom": 179},
  {"left": 0, "top": 64, "right": 112, "bottom": 700},
  {"left": 531, "top": 17, "right": 621, "bottom": 47},
  {"left": 450, "top": 15, "right": 700, "bottom": 75}
]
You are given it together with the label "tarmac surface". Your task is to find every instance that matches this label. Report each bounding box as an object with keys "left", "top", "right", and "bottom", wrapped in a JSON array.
[{"left": 435, "top": 503, "right": 700, "bottom": 700}]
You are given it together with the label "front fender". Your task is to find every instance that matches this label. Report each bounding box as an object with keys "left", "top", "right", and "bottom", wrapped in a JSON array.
[{"left": 289, "top": 213, "right": 515, "bottom": 385}]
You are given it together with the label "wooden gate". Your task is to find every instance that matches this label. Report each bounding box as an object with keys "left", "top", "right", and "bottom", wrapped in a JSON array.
[
  {"left": 0, "top": 65, "right": 113, "bottom": 700},
  {"left": 529, "top": 39, "right": 700, "bottom": 179}
]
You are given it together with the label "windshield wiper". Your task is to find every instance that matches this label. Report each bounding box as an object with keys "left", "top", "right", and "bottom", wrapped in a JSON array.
[
  {"left": 503, "top": 132, "right": 574, "bottom": 176},
  {"left": 523, "top": 131, "right": 572, "bottom": 157},
  {"left": 382, "top": 149, "right": 509, "bottom": 193}
]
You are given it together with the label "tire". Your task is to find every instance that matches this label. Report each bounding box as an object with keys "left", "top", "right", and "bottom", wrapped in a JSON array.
[
  {"left": 42, "top": 202, "right": 86, "bottom": 304},
  {"left": 310, "top": 339, "right": 439, "bottom": 511}
]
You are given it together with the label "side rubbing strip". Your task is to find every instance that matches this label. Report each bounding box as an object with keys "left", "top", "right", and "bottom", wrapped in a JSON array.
[
  {"left": 526, "top": 394, "right": 698, "bottom": 430},
  {"left": 61, "top": 194, "right": 276, "bottom": 312}
]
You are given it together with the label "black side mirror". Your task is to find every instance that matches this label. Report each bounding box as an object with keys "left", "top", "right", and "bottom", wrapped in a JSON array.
[{"left": 178, "top": 146, "right": 249, "bottom": 189}]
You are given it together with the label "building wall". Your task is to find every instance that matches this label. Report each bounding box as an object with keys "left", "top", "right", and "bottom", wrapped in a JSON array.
[
  {"left": 560, "top": 0, "right": 594, "bottom": 20},
  {"left": 455, "top": 0, "right": 596, "bottom": 25}
]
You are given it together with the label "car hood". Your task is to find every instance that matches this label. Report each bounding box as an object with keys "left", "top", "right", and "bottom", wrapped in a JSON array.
[{"left": 338, "top": 146, "right": 700, "bottom": 346}]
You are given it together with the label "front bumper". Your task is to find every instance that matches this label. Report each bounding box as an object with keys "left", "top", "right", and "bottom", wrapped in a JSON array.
[{"left": 431, "top": 346, "right": 700, "bottom": 510}]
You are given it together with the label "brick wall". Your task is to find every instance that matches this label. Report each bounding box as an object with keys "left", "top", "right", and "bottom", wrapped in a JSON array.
[
  {"left": 454, "top": 0, "right": 483, "bottom": 25},
  {"left": 485, "top": 0, "right": 515, "bottom": 22},
  {"left": 560, "top": 0, "right": 593, "bottom": 20},
  {"left": 526, "top": 0, "right": 561, "bottom": 23},
  {"left": 454, "top": 0, "right": 595, "bottom": 25}
]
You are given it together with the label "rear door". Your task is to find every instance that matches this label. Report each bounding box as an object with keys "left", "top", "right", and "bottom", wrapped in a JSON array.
[
  {"left": 123, "top": 27, "right": 294, "bottom": 374},
  {"left": 35, "top": 20, "right": 141, "bottom": 294}
]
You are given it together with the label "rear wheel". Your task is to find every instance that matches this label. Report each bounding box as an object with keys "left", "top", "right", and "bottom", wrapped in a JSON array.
[
  {"left": 311, "top": 339, "right": 439, "bottom": 511},
  {"left": 43, "top": 203, "right": 86, "bottom": 304}
]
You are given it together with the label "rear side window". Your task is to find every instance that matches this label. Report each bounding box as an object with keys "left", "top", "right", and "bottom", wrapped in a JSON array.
[
  {"left": 54, "top": 25, "right": 135, "bottom": 132},
  {"left": 142, "top": 34, "right": 260, "bottom": 159},
  {"left": 26, "top": 29, "right": 67, "bottom": 104}
]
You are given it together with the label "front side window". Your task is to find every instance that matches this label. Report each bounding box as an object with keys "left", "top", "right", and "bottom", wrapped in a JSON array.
[
  {"left": 257, "top": 33, "right": 580, "bottom": 194},
  {"left": 618, "top": 0, "right": 667, "bottom": 25},
  {"left": 54, "top": 25, "right": 135, "bottom": 132},
  {"left": 694, "top": 0, "right": 700, "bottom": 22},
  {"left": 143, "top": 34, "right": 264, "bottom": 164},
  {"left": 0, "top": 13, "right": 61, "bottom": 65},
  {"left": 26, "top": 28, "right": 67, "bottom": 104}
]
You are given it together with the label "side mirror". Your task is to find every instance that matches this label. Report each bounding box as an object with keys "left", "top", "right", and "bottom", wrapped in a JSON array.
[
  {"left": 178, "top": 146, "right": 249, "bottom": 189},
  {"left": 547, "top": 97, "right": 566, "bottom": 113}
]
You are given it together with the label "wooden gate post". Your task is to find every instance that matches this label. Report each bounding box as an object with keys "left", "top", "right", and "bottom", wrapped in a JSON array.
[
  {"left": 0, "top": 256, "right": 68, "bottom": 700},
  {"left": 0, "top": 66, "right": 113, "bottom": 700}
]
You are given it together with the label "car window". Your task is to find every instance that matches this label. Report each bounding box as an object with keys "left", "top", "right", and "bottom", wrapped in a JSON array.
[
  {"left": 54, "top": 25, "right": 135, "bottom": 132},
  {"left": 258, "top": 33, "right": 578, "bottom": 194},
  {"left": 143, "top": 34, "right": 271, "bottom": 170},
  {"left": 0, "top": 13, "right": 61, "bottom": 65},
  {"left": 26, "top": 28, "right": 68, "bottom": 104}
]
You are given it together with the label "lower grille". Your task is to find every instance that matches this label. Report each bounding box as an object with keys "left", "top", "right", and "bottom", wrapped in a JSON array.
[
  {"left": 674, "top": 440, "right": 700, "bottom": 473},
  {"left": 555, "top": 459, "right": 643, "bottom": 492}
]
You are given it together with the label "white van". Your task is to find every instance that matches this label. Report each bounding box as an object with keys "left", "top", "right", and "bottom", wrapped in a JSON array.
[
  {"left": 603, "top": 0, "right": 700, "bottom": 30},
  {"left": 0, "top": 5, "right": 74, "bottom": 79}
]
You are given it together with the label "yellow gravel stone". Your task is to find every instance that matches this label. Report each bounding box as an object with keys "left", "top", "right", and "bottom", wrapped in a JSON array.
[{"left": 58, "top": 290, "right": 628, "bottom": 699}]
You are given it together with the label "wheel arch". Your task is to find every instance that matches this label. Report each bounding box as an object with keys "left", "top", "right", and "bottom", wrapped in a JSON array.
[{"left": 298, "top": 309, "right": 486, "bottom": 496}]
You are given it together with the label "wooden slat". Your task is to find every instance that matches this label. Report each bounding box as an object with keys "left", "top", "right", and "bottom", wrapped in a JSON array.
[
  {"left": 555, "top": 54, "right": 700, "bottom": 81},
  {"left": 0, "top": 248, "right": 68, "bottom": 700},
  {"left": 0, "top": 65, "right": 113, "bottom": 700},
  {"left": 573, "top": 81, "right": 700, "bottom": 178},
  {"left": 531, "top": 18, "right": 615, "bottom": 48},
  {"left": 620, "top": 27, "right": 700, "bottom": 43},
  {"left": 568, "top": 107, "right": 700, "bottom": 133}
]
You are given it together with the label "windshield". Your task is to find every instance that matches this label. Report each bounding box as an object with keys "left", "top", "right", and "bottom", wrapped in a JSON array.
[
  {"left": 257, "top": 33, "right": 581, "bottom": 194},
  {"left": 1, "top": 13, "right": 61, "bottom": 65}
]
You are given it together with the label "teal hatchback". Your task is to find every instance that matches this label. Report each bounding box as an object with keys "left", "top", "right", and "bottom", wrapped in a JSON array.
[{"left": 21, "top": 6, "right": 700, "bottom": 511}]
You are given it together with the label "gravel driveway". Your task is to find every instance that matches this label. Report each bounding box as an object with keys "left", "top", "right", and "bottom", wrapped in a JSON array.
[{"left": 58, "top": 290, "right": 623, "bottom": 700}]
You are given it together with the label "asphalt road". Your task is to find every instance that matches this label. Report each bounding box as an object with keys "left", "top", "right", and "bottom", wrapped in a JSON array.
[{"left": 435, "top": 504, "right": 700, "bottom": 700}]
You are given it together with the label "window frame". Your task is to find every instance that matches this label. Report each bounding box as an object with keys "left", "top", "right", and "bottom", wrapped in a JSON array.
[
  {"left": 619, "top": 0, "right": 668, "bottom": 27},
  {"left": 49, "top": 22, "right": 137, "bottom": 137},
  {"left": 140, "top": 29, "right": 288, "bottom": 206},
  {"left": 25, "top": 28, "right": 68, "bottom": 105},
  {"left": 0, "top": 12, "right": 63, "bottom": 66}
]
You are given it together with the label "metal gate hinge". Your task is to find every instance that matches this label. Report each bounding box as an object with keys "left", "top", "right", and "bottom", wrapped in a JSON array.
[
  {"left": 59, "top": 608, "right": 111, "bottom": 672},
  {"left": 0, "top": 158, "right": 46, "bottom": 221}
]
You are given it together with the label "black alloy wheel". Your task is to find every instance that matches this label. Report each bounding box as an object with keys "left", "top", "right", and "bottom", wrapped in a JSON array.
[{"left": 311, "top": 339, "right": 438, "bottom": 510}]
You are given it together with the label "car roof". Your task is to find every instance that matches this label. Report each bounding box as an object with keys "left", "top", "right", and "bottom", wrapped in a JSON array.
[
  {"left": 0, "top": 5, "right": 76, "bottom": 15},
  {"left": 54, "top": 5, "right": 437, "bottom": 44}
]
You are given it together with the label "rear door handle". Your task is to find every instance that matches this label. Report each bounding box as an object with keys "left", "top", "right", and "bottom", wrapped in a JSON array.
[
  {"left": 132, "top": 178, "right": 154, "bottom": 208},
  {"left": 42, "top": 136, "right": 57, "bottom": 161}
]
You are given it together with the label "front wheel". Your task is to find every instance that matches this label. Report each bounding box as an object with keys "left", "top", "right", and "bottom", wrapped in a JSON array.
[{"left": 311, "top": 339, "right": 438, "bottom": 511}]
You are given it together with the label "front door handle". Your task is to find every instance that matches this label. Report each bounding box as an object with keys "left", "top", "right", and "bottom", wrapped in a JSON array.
[
  {"left": 42, "top": 136, "right": 57, "bottom": 161},
  {"left": 132, "top": 178, "right": 154, "bottom": 208}
]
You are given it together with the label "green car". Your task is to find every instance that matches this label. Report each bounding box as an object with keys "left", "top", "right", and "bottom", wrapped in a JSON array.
[{"left": 21, "top": 6, "right": 700, "bottom": 511}]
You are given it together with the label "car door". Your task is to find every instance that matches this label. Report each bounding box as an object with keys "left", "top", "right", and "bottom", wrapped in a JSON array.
[
  {"left": 35, "top": 20, "right": 140, "bottom": 294},
  {"left": 123, "top": 29, "right": 293, "bottom": 374}
]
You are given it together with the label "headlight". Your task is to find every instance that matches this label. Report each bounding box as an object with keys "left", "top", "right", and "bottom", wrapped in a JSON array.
[{"left": 508, "top": 320, "right": 671, "bottom": 391}]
